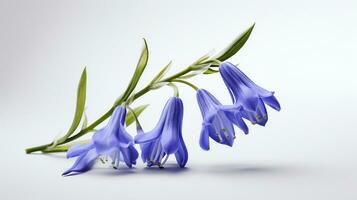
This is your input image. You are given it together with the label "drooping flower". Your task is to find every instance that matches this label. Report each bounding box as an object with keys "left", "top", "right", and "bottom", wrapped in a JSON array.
[
  {"left": 62, "top": 106, "right": 138, "bottom": 176},
  {"left": 134, "top": 97, "right": 188, "bottom": 168},
  {"left": 219, "top": 62, "right": 281, "bottom": 126},
  {"left": 197, "top": 89, "right": 248, "bottom": 150}
]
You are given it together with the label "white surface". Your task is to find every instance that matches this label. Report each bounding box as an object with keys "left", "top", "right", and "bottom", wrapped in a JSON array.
[{"left": 1, "top": 0, "right": 357, "bottom": 199}]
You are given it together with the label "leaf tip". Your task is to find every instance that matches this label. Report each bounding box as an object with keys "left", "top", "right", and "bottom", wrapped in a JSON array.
[
  {"left": 81, "top": 66, "right": 87, "bottom": 80},
  {"left": 142, "top": 38, "right": 148, "bottom": 49},
  {"left": 246, "top": 22, "right": 255, "bottom": 35}
]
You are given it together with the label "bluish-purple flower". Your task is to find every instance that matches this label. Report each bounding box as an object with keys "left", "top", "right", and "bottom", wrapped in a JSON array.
[
  {"left": 134, "top": 97, "right": 188, "bottom": 168},
  {"left": 219, "top": 62, "right": 281, "bottom": 126},
  {"left": 62, "top": 106, "right": 138, "bottom": 176},
  {"left": 197, "top": 89, "right": 248, "bottom": 150}
]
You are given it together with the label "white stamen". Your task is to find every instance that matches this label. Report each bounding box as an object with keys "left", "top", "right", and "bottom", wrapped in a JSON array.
[
  {"left": 150, "top": 140, "right": 160, "bottom": 162},
  {"left": 216, "top": 133, "right": 223, "bottom": 142},
  {"left": 154, "top": 144, "right": 162, "bottom": 163},
  {"left": 161, "top": 154, "right": 169, "bottom": 166}
]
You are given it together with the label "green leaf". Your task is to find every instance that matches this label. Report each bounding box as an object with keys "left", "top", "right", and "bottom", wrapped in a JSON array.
[
  {"left": 194, "top": 54, "right": 210, "bottom": 65},
  {"left": 125, "top": 104, "right": 149, "bottom": 126},
  {"left": 215, "top": 23, "right": 255, "bottom": 62},
  {"left": 150, "top": 61, "right": 172, "bottom": 84},
  {"left": 42, "top": 140, "right": 90, "bottom": 153},
  {"left": 57, "top": 68, "right": 87, "bottom": 144},
  {"left": 81, "top": 112, "right": 88, "bottom": 130},
  {"left": 120, "top": 39, "right": 149, "bottom": 104},
  {"left": 42, "top": 145, "right": 69, "bottom": 153},
  {"left": 203, "top": 68, "right": 219, "bottom": 74}
]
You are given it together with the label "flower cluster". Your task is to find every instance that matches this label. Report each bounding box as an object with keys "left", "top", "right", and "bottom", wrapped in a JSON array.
[
  {"left": 63, "top": 106, "right": 139, "bottom": 176},
  {"left": 63, "top": 62, "right": 280, "bottom": 175},
  {"left": 25, "top": 24, "right": 282, "bottom": 176},
  {"left": 197, "top": 62, "right": 280, "bottom": 150}
]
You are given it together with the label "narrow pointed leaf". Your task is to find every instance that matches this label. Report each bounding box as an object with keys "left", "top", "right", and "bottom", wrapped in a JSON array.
[
  {"left": 194, "top": 54, "right": 211, "bottom": 65},
  {"left": 126, "top": 104, "right": 149, "bottom": 126},
  {"left": 42, "top": 140, "right": 91, "bottom": 153},
  {"left": 120, "top": 39, "right": 149, "bottom": 104},
  {"left": 58, "top": 68, "right": 87, "bottom": 143},
  {"left": 203, "top": 68, "right": 219, "bottom": 74},
  {"left": 150, "top": 61, "right": 172, "bottom": 84},
  {"left": 215, "top": 23, "right": 255, "bottom": 61},
  {"left": 81, "top": 112, "right": 88, "bottom": 130}
]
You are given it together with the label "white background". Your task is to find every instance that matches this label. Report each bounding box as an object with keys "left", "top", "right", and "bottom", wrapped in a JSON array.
[{"left": 1, "top": 0, "right": 356, "bottom": 199}]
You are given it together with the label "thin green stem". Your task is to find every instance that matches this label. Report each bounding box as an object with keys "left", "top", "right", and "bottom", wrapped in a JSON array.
[
  {"left": 167, "top": 83, "right": 179, "bottom": 97},
  {"left": 127, "top": 106, "right": 143, "bottom": 130},
  {"left": 160, "top": 67, "right": 192, "bottom": 82},
  {"left": 26, "top": 61, "right": 213, "bottom": 154},
  {"left": 26, "top": 106, "right": 116, "bottom": 153},
  {"left": 42, "top": 145, "right": 69, "bottom": 153},
  {"left": 42, "top": 149, "right": 68, "bottom": 153},
  {"left": 171, "top": 79, "right": 199, "bottom": 90}
]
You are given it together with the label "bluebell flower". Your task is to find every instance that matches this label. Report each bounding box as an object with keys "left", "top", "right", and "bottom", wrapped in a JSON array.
[
  {"left": 197, "top": 89, "right": 248, "bottom": 150},
  {"left": 219, "top": 62, "right": 281, "bottom": 126},
  {"left": 62, "top": 106, "right": 138, "bottom": 176},
  {"left": 134, "top": 97, "right": 188, "bottom": 168}
]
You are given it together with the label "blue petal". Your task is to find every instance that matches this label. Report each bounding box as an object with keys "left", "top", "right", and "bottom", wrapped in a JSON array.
[
  {"left": 161, "top": 125, "right": 180, "bottom": 154},
  {"left": 199, "top": 123, "right": 213, "bottom": 150},
  {"left": 92, "top": 128, "right": 113, "bottom": 154},
  {"left": 233, "top": 111, "right": 249, "bottom": 134},
  {"left": 153, "top": 145, "right": 165, "bottom": 165},
  {"left": 117, "top": 126, "right": 134, "bottom": 148},
  {"left": 134, "top": 98, "right": 174, "bottom": 144},
  {"left": 220, "top": 105, "right": 249, "bottom": 134},
  {"left": 175, "top": 137, "right": 188, "bottom": 168},
  {"left": 262, "top": 94, "right": 281, "bottom": 111},
  {"left": 196, "top": 89, "right": 221, "bottom": 116},
  {"left": 135, "top": 130, "right": 162, "bottom": 144},
  {"left": 129, "top": 145, "right": 139, "bottom": 165},
  {"left": 218, "top": 65, "right": 237, "bottom": 102},
  {"left": 67, "top": 143, "right": 94, "bottom": 158},
  {"left": 255, "top": 99, "right": 268, "bottom": 126},
  {"left": 238, "top": 84, "right": 260, "bottom": 112},
  {"left": 220, "top": 66, "right": 260, "bottom": 111},
  {"left": 241, "top": 99, "right": 268, "bottom": 126},
  {"left": 161, "top": 98, "right": 183, "bottom": 154},
  {"left": 120, "top": 147, "right": 134, "bottom": 168},
  {"left": 140, "top": 141, "right": 154, "bottom": 163},
  {"left": 220, "top": 62, "right": 256, "bottom": 89},
  {"left": 62, "top": 148, "right": 98, "bottom": 176},
  {"left": 209, "top": 129, "right": 222, "bottom": 144},
  {"left": 207, "top": 110, "right": 235, "bottom": 147},
  {"left": 105, "top": 106, "right": 126, "bottom": 135},
  {"left": 92, "top": 107, "right": 127, "bottom": 153}
]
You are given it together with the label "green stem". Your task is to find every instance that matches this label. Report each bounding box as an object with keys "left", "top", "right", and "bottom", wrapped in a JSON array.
[
  {"left": 167, "top": 83, "right": 180, "bottom": 97},
  {"left": 42, "top": 146, "right": 69, "bottom": 153},
  {"left": 171, "top": 79, "right": 199, "bottom": 90},
  {"left": 160, "top": 67, "right": 192, "bottom": 82},
  {"left": 26, "top": 144, "right": 51, "bottom": 154},
  {"left": 126, "top": 106, "right": 143, "bottom": 130},
  {"left": 26, "top": 62, "right": 211, "bottom": 154},
  {"left": 25, "top": 107, "right": 115, "bottom": 154}
]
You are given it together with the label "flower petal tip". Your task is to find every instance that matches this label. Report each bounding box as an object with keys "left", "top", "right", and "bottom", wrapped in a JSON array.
[
  {"left": 62, "top": 170, "right": 74, "bottom": 177},
  {"left": 200, "top": 145, "right": 210, "bottom": 151}
]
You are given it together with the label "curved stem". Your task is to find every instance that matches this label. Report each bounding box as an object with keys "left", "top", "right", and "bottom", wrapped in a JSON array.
[
  {"left": 160, "top": 67, "right": 192, "bottom": 82},
  {"left": 26, "top": 67, "right": 193, "bottom": 153},
  {"left": 26, "top": 59, "right": 217, "bottom": 154},
  {"left": 167, "top": 82, "right": 179, "bottom": 97},
  {"left": 171, "top": 79, "right": 199, "bottom": 91},
  {"left": 25, "top": 106, "right": 115, "bottom": 153},
  {"left": 127, "top": 106, "right": 143, "bottom": 130}
]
